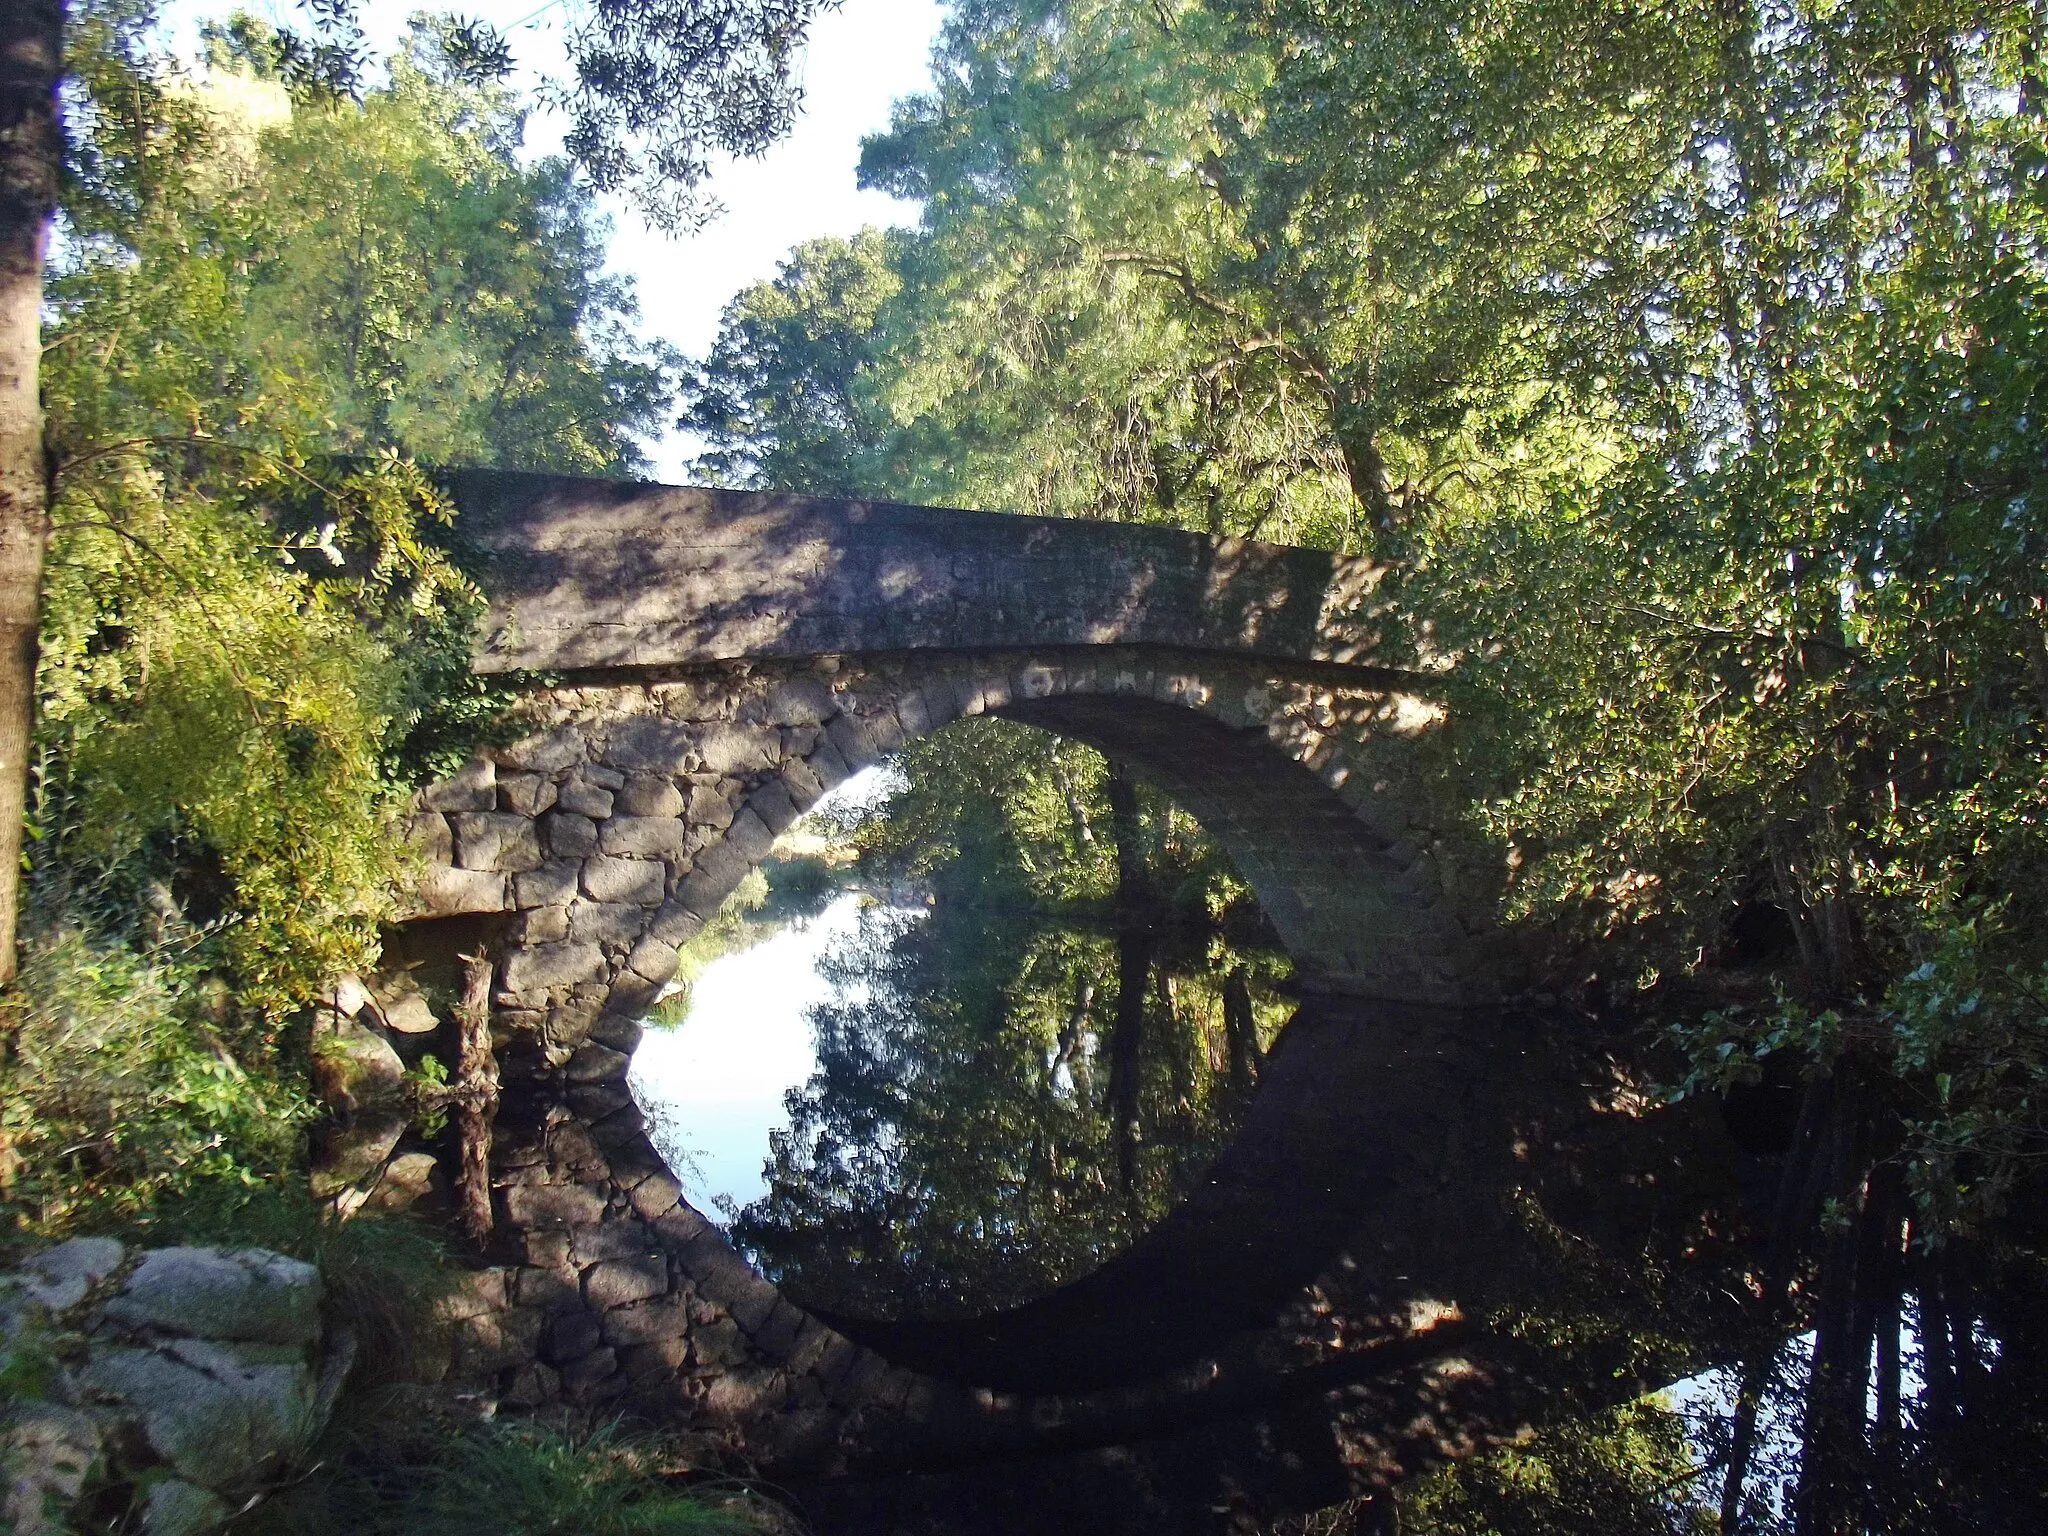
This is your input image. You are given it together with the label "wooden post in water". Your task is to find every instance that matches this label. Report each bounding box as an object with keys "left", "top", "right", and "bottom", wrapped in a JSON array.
[{"left": 453, "top": 950, "right": 499, "bottom": 1244}]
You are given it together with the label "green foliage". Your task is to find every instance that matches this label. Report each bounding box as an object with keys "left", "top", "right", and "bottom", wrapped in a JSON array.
[
  {"left": 35, "top": 4, "right": 675, "bottom": 1010},
  {"left": 1396, "top": 1398, "right": 1714, "bottom": 1536},
  {"left": 238, "top": 1417, "right": 790, "bottom": 1536},
  {"left": 0, "top": 925, "right": 315, "bottom": 1237}
]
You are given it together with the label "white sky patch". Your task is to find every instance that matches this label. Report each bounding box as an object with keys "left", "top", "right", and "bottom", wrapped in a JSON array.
[
  {"left": 155, "top": 0, "right": 945, "bottom": 480},
  {"left": 630, "top": 888, "right": 864, "bottom": 1215}
]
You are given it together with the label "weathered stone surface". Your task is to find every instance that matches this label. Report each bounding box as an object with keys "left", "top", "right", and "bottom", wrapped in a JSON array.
[
  {"left": 18, "top": 1238, "right": 124, "bottom": 1312},
  {"left": 628, "top": 1170, "right": 683, "bottom": 1221},
  {"left": 453, "top": 812, "right": 543, "bottom": 873},
  {"left": 599, "top": 816, "right": 688, "bottom": 859},
  {"left": 617, "top": 775, "right": 685, "bottom": 817},
  {"left": 582, "top": 855, "right": 664, "bottom": 905},
  {"left": 504, "top": 1183, "right": 608, "bottom": 1229},
  {"left": 501, "top": 941, "right": 606, "bottom": 992},
  {"left": 764, "top": 676, "right": 834, "bottom": 726},
  {"left": 418, "top": 865, "right": 507, "bottom": 915},
  {"left": 496, "top": 725, "right": 585, "bottom": 774},
  {"left": 498, "top": 772, "right": 558, "bottom": 817},
  {"left": 367, "top": 1151, "right": 440, "bottom": 1214},
  {"left": 697, "top": 723, "right": 776, "bottom": 775},
  {"left": 589, "top": 1013, "right": 644, "bottom": 1053},
  {"left": 103, "top": 1248, "right": 321, "bottom": 1347},
  {"left": 557, "top": 779, "right": 615, "bottom": 818},
  {"left": 625, "top": 935, "right": 678, "bottom": 983},
  {"left": 515, "top": 859, "right": 581, "bottom": 908},
  {"left": 420, "top": 757, "right": 494, "bottom": 812},
  {"left": 515, "top": 905, "right": 571, "bottom": 945},
  {"left": 585, "top": 1257, "right": 668, "bottom": 1310},
  {"left": 541, "top": 811, "right": 599, "bottom": 859},
  {"left": 567, "top": 902, "right": 643, "bottom": 947},
  {"left": 748, "top": 779, "right": 800, "bottom": 835},
  {"left": 724, "top": 808, "right": 775, "bottom": 863},
  {"left": 602, "top": 717, "right": 695, "bottom": 774},
  {"left": 565, "top": 1042, "right": 629, "bottom": 1084},
  {"left": 312, "top": 1020, "right": 404, "bottom": 1114},
  {"left": 401, "top": 811, "right": 453, "bottom": 863},
  {"left": 646, "top": 898, "right": 704, "bottom": 947},
  {"left": 309, "top": 1108, "right": 405, "bottom": 1199},
  {"left": 602, "top": 1296, "right": 691, "bottom": 1347},
  {"left": 686, "top": 783, "right": 735, "bottom": 827},
  {"left": 76, "top": 1339, "right": 315, "bottom": 1488},
  {"left": 377, "top": 989, "right": 438, "bottom": 1034}
]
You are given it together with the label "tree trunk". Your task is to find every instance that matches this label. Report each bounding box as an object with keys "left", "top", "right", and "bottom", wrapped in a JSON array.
[
  {"left": 1107, "top": 922, "right": 1148, "bottom": 1194},
  {"left": 1222, "top": 965, "right": 1261, "bottom": 1096},
  {"left": 0, "top": 0, "right": 64, "bottom": 987}
]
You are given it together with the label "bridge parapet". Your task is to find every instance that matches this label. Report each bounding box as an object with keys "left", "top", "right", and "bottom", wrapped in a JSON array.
[{"left": 449, "top": 472, "right": 1396, "bottom": 676}]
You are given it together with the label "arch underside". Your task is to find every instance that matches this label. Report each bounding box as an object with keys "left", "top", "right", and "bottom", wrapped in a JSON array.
[{"left": 379, "top": 644, "right": 1728, "bottom": 1529}]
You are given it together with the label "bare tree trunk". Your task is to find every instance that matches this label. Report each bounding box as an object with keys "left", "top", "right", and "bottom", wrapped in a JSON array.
[
  {"left": 0, "top": 0, "right": 64, "bottom": 987},
  {"left": 1105, "top": 760, "right": 1149, "bottom": 1192},
  {"left": 453, "top": 951, "right": 499, "bottom": 1245},
  {"left": 1107, "top": 923, "right": 1148, "bottom": 1193}
]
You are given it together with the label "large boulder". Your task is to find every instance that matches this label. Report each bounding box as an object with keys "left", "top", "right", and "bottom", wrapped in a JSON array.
[{"left": 0, "top": 1240, "right": 345, "bottom": 1536}]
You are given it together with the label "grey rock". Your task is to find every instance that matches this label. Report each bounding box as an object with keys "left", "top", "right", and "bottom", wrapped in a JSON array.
[
  {"left": 19, "top": 1237, "right": 123, "bottom": 1312},
  {"left": 581, "top": 855, "right": 663, "bottom": 906},
  {"left": 564, "top": 1042, "right": 628, "bottom": 1084},
  {"left": 312, "top": 1020, "right": 405, "bottom": 1113},
  {"left": 378, "top": 991, "right": 439, "bottom": 1035},
  {"left": 514, "top": 859, "right": 581, "bottom": 908},
  {"left": 724, "top": 808, "right": 775, "bottom": 862},
  {"left": 515, "top": 905, "right": 570, "bottom": 945},
  {"left": 602, "top": 717, "right": 694, "bottom": 775},
  {"left": 102, "top": 1248, "right": 321, "bottom": 1347},
  {"left": 567, "top": 902, "right": 642, "bottom": 947},
  {"left": 617, "top": 775, "right": 684, "bottom": 817},
  {"left": 495, "top": 725, "right": 584, "bottom": 774},
  {"left": 500, "top": 941, "right": 606, "bottom": 992},
  {"left": 452, "top": 812, "right": 543, "bottom": 873},
  {"left": 556, "top": 780, "right": 615, "bottom": 818},
  {"left": 697, "top": 723, "right": 775, "bottom": 775},
  {"left": 367, "top": 1152, "right": 440, "bottom": 1214},
  {"left": 598, "top": 816, "right": 687, "bottom": 859},
  {"left": 626, "top": 935, "right": 679, "bottom": 984},
  {"left": 584, "top": 1257, "right": 668, "bottom": 1310},
  {"left": 685, "top": 784, "right": 736, "bottom": 828},
  {"left": 416, "top": 866, "right": 508, "bottom": 916},
  {"left": 401, "top": 812, "right": 453, "bottom": 864},
  {"left": 498, "top": 772, "right": 558, "bottom": 817},
  {"left": 764, "top": 676, "right": 834, "bottom": 726},
  {"left": 309, "top": 1108, "right": 406, "bottom": 1200},
  {"left": 503, "top": 1184, "right": 607, "bottom": 1229},
  {"left": 76, "top": 1339, "right": 316, "bottom": 1489},
  {"left": 420, "top": 758, "right": 495, "bottom": 813},
  {"left": 541, "top": 811, "right": 599, "bottom": 859}
]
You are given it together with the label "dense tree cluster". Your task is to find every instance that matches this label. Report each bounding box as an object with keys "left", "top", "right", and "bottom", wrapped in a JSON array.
[{"left": 682, "top": 1, "right": 2048, "bottom": 1527}]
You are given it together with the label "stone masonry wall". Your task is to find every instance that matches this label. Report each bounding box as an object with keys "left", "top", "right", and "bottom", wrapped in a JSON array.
[{"left": 376, "top": 643, "right": 1510, "bottom": 1489}]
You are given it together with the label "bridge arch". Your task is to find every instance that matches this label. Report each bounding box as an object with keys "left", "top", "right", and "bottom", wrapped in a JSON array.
[{"left": 344, "top": 474, "right": 1723, "bottom": 1531}]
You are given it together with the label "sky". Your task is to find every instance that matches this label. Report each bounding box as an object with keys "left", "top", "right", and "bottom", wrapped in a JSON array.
[
  {"left": 162, "top": 0, "right": 948, "bottom": 479},
  {"left": 628, "top": 764, "right": 910, "bottom": 1215}
]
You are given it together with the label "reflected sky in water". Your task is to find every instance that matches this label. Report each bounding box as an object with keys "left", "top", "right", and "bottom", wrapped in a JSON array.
[{"left": 629, "top": 891, "right": 872, "bottom": 1213}]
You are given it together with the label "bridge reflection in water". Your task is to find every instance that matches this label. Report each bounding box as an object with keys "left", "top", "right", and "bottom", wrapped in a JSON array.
[{"left": 374, "top": 471, "right": 1751, "bottom": 1532}]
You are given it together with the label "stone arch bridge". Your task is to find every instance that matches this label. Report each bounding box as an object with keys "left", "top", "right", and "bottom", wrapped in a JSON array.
[{"left": 350, "top": 472, "right": 1732, "bottom": 1533}]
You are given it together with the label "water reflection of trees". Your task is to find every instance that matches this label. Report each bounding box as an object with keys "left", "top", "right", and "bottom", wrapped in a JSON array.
[{"left": 729, "top": 719, "right": 1292, "bottom": 1319}]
